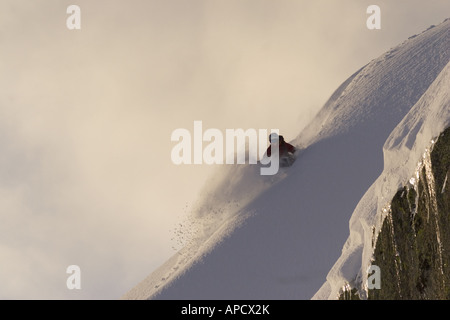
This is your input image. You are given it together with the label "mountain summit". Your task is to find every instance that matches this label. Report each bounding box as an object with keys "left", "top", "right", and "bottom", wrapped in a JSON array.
[{"left": 123, "top": 18, "right": 450, "bottom": 300}]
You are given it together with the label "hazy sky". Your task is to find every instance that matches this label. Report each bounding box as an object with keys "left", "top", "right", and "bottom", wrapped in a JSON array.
[{"left": 1, "top": 0, "right": 449, "bottom": 299}]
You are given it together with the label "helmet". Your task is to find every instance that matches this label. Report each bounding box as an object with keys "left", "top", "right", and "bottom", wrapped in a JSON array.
[{"left": 269, "top": 133, "right": 279, "bottom": 143}]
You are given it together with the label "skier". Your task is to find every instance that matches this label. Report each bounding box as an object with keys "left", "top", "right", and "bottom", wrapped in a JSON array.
[{"left": 266, "top": 133, "right": 297, "bottom": 167}]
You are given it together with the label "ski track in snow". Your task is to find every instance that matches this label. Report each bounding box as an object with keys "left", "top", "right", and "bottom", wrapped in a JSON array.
[{"left": 122, "top": 19, "right": 450, "bottom": 300}]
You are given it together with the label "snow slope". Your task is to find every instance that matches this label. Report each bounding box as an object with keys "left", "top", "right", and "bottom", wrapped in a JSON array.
[
  {"left": 122, "top": 18, "right": 450, "bottom": 300},
  {"left": 314, "top": 42, "right": 450, "bottom": 299}
]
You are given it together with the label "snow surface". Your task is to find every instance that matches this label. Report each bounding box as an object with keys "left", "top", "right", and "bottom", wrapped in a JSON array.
[{"left": 122, "top": 18, "right": 450, "bottom": 300}]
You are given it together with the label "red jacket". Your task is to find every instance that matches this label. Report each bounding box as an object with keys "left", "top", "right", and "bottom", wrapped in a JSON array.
[{"left": 266, "top": 141, "right": 296, "bottom": 157}]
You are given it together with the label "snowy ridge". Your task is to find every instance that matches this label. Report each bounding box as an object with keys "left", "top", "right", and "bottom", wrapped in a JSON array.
[
  {"left": 123, "top": 19, "right": 450, "bottom": 300},
  {"left": 314, "top": 59, "right": 450, "bottom": 299},
  {"left": 297, "top": 19, "right": 450, "bottom": 148},
  {"left": 303, "top": 18, "right": 450, "bottom": 299}
]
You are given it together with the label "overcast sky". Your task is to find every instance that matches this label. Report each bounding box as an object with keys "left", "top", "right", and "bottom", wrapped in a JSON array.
[{"left": 1, "top": 0, "right": 449, "bottom": 299}]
